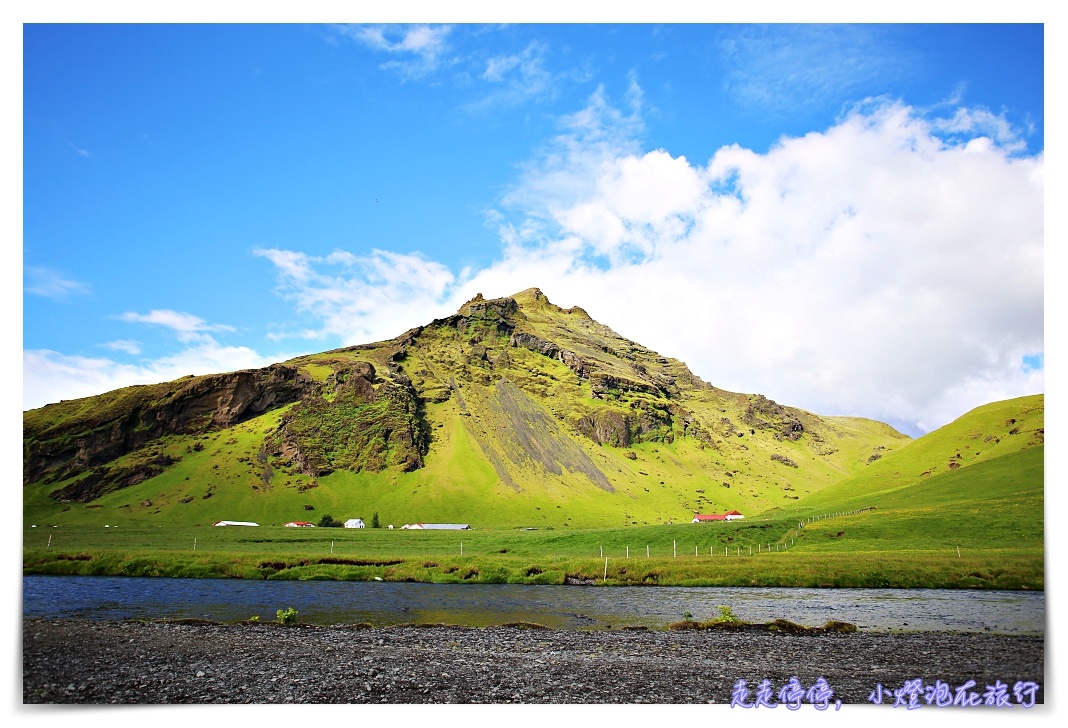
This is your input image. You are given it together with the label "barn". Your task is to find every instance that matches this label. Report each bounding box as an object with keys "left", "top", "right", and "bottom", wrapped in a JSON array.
[
  {"left": 283, "top": 521, "right": 316, "bottom": 528},
  {"left": 344, "top": 518, "right": 365, "bottom": 529}
]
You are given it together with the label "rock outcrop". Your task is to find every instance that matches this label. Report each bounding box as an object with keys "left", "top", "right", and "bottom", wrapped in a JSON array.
[{"left": 24, "top": 364, "right": 314, "bottom": 492}]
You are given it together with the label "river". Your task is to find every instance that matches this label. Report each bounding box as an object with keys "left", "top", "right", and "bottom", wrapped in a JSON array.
[{"left": 22, "top": 575, "right": 1043, "bottom": 634}]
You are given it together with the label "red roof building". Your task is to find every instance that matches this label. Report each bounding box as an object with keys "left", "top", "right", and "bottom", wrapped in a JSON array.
[{"left": 692, "top": 511, "right": 745, "bottom": 523}]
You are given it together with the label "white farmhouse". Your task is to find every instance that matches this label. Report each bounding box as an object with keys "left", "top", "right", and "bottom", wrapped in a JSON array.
[{"left": 344, "top": 518, "right": 365, "bottom": 529}]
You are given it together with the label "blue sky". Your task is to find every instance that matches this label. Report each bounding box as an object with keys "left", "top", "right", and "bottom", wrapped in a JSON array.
[{"left": 20, "top": 18, "right": 1046, "bottom": 437}]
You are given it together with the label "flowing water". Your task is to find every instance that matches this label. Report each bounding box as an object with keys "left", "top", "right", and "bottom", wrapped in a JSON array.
[{"left": 22, "top": 575, "right": 1043, "bottom": 634}]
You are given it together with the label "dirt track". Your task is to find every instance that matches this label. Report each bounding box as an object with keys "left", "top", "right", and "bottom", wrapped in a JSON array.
[{"left": 22, "top": 619, "right": 1043, "bottom": 706}]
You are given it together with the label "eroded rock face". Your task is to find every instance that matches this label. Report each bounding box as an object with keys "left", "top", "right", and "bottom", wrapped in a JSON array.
[
  {"left": 743, "top": 395, "right": 805, "bottom": 441},
  {"left": 574, "top": 403, "right": 676, "bottom": 448},
  {"left": 509, "top": 332, "right": 559, "bottom": 359},
  {"left": 269, "top": 362, "right": 429, "bottom": 478},
  {"left": 23, "top": 364, "right": 314, "bottom": 491}
]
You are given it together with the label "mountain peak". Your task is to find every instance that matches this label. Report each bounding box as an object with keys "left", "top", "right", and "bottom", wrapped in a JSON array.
[{"left": 24, "top": 287, "right": 916, "bottom": 529}]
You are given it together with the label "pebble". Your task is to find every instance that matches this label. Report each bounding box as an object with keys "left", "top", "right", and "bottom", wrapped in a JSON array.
[{"left": 22, "top": 618, "right": 1044, "bottom": 705}]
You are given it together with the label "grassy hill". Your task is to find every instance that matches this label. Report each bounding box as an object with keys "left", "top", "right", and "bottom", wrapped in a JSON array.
[
  {"left": 24, "top": 288, "right": 909, "bottom": 531},
  {"left": 764, "top": 394, "right": 1043, "bottom": 558}
]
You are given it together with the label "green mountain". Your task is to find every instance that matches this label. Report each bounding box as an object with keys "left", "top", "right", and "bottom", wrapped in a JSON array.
[{"left": 27, "top": 288, "right": 923, "bottom": 529}]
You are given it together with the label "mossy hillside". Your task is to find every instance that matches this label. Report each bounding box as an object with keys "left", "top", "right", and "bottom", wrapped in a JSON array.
[{"left": 26, "top": 287, "right": 918, "bottom": 531}]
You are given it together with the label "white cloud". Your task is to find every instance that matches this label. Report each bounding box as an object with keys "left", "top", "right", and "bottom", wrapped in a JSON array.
[
  {"left": 253, "top": 248, "right": 461, "bottom": 346},
  {"left": 250, "top": 88, "right": 1042, "bottom": 435},
  {"left": 24, "top": 266, "right": 91, "bottom": 300},
  {"left": 469, "top": 41, "right": 556, "bottom": 109},
  {"left": 718, "top": 25, "right": 903, "bottom": 116},
  {"left": 24, "top": 343, "right": 280, "bottom": 411},
  {"left": 102, "top": 339, "right": 142, "bottom": 355},
  {"left": 66, "top": 140, "right": 93, "bottom": 158},
  {"left": 467, "top": 93, "right": 1043, "bottom": 435},
  {"left": 24, "top": 309, "right": 275, "bottom": 409},
  {"left": 335, "top": 24, "right": 453, "bottom": 80},
  {"left": 931, "top": 105, "right": 1028, "bottom": 152},
  {"left": 117, "top": 309, "right": 236, "bottom": 344}
]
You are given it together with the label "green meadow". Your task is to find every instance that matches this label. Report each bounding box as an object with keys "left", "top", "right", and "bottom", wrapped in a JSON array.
[{"left": 24, "top": 479, "right": 1042, "bottom": 590}]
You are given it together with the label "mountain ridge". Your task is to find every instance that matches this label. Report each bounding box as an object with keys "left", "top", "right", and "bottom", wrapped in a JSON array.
[{"left": 25, "top": 288, "right": 912, "bottom": 528}]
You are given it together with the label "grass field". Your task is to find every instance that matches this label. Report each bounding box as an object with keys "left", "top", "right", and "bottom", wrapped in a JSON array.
[{"left": 23, "top": 503, "right": 1043, "bottom": 590}]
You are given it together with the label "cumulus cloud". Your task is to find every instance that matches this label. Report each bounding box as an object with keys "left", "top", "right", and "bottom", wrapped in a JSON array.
[
  {"left": 501, "top": 80, "right": 645, "bottom": 236},
  {"left": 464, "top": 92, "right": 1043, "bottom": 435},
  {"left": 248, "top": 88, "right": 1041, "bottom": 435},
  {"left": 24, "top": 266, "right": 91, "bottom": 300}
]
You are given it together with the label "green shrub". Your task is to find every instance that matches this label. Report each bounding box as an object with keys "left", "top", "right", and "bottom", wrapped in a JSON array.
[
  {"left": 713, "top": 605, "right": 741, "bottom": 624},
  {"left": 276, "top": 607, "right": 299, "bottom": 625}
]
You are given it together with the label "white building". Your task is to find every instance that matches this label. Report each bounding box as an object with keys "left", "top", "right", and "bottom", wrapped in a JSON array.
[
  {"left": 402, "top": 523, "right": 471, "bottom": 530},
  {"left": 212, "top": 521, "right": 260, "bottom": 527},
  {"left": 344, "top": 518, "right": 365, "bottom": 529}
]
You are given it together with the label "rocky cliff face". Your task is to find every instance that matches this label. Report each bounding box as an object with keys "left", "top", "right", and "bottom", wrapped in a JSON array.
[
  {"left": 267, "top": 361, "right": 429, "bottom": 477},
  {"left": 24, "top": 364, "right": 314, "bottom": 499}
]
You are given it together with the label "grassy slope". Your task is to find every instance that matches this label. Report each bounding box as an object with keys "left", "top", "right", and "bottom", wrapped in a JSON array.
[
  {"left": 785, "top": 393, "right": 1043, "bottom": 512},
  {"left": 765, "top": 394, "right": 1044, "bottom": 562}
]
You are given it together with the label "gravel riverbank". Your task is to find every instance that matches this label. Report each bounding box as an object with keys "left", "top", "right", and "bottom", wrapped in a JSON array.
[{"left": 22, "top": 619, "right": 1044, "bottom": 706}]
